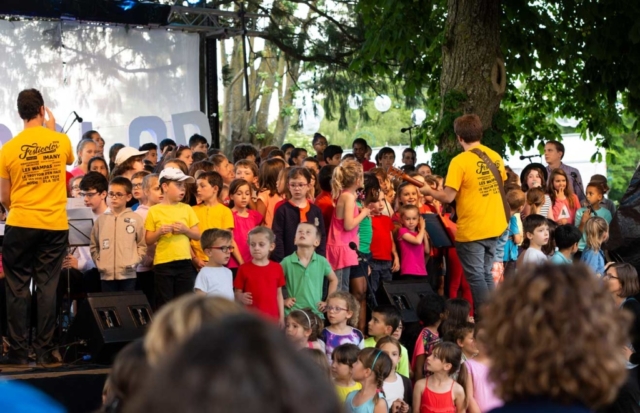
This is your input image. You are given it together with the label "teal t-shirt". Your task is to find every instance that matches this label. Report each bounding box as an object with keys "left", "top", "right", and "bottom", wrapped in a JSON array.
[
  {"left": 575, "top": 207, "right": 612, "bottom": 251},
  {"left": 281, "top": 251, "right": 333, "bottom": 317},
  {"left": 550, "top": 251, "right": 572, "bottom": 264}
]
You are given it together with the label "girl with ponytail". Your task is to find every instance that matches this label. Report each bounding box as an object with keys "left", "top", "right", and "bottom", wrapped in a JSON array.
[
  {"left": 345, "top": 348, "right": 392, "bottom": 413},
  {"left": 326, "top": 160, "right": 370, "bottom": 292}
]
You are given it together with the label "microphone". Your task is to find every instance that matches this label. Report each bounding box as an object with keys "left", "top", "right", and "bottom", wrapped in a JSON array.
[
  {"left": 519, "top": 154, "right": 537, "bottom": 160},
  {"left": 401, "top": 127, "right": 410, "bottom": 133},
  {"left": 348, "top": 242, "right": 368, "bottom": 262},
  {"left": 73, "top": 111, "right": 83, "bottom": 123}
]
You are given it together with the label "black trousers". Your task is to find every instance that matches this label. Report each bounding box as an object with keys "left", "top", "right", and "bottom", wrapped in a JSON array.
[
  {"left": 3, "top": 226, "right": 67, "bottom": 359},
  {"left": 136, "top": 270, "right": 155, "bottom": 310},
  {"left": 154, "top": 260, "right": 197, "bottom": 309}
]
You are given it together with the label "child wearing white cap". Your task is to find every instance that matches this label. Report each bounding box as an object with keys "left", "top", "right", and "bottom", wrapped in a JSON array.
[
  {"left": 111, "top": 146, "right": 148, "bottom": 180},
  {"left": 144, "top": 167, "right": 201, "bottom": 308}
]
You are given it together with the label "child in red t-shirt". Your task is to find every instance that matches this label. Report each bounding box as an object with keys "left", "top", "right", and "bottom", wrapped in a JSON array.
[
  {"left": 369, "top": 189, "right": 399, "bottom": 292},
  {"left": 233, "top": 227, "right": 286, "bottom": 326}
]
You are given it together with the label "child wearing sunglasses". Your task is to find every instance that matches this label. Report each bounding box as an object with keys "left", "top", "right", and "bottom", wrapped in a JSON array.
[{"left": 194, "top": 228, "right": 234, "bottom": 300}]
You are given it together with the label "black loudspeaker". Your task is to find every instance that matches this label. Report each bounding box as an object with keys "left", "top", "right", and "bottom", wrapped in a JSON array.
[
  {"left": 64, "top": 291, "right": 153, "bottom": 364},
  {"left": 376, "top": 280, "right": 435, "bottom": 323}
]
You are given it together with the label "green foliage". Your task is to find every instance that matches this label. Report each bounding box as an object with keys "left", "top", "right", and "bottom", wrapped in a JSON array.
[
  {"left": 286, "top": 100, "right": 416, "bottom": 149},
  {"left": 604, "top": 116, "right": 640, "bottom": 202}
]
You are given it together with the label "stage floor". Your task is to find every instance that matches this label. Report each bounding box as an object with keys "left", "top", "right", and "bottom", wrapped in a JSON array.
[{"left": 1, "top": 363, "right": 110, "bottom": 412}]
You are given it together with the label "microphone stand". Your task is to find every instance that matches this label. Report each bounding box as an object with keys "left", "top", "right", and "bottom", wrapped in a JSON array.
[{"left": 64, "top": 117, "right": 79, "bottom": 134}]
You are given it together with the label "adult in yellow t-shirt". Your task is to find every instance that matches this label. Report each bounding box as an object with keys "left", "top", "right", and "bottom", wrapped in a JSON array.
[
  {"left": 418, "top": 114, "right": 507, "bottom": 318},
  {"left": 0, "top": 89, "right": 74, "bottom": 365}
]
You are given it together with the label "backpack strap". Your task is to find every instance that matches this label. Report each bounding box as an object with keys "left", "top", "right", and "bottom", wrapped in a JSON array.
[{"left": 469, "top": 148, "right": 510, "bottom": 226}]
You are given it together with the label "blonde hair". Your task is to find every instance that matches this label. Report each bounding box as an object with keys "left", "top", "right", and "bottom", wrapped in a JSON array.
[
  {"left": 331, "top": 160, "right": 362, "bottom": 199},
  {"left": 585, "top": 216, "right": 608, "bottom": 252},
  {"left": 144, "top": 295, "right": 242, "bottom": 366},
  {"left": 326, "top": 291, "right": 360, "bottom": 327}
]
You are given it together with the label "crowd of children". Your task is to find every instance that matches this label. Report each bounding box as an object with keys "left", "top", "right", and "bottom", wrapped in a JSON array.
[{"left": 4, "top": 117, "right": 631, "bottom": 412}]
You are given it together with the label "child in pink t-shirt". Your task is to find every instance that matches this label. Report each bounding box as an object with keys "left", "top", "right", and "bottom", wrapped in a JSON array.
[
  {"left": 411, "top": 292, "right": 445, "bottom": 380},
  {"left": 396, "top": 204, "right": 429, "bottom": 277},
  {"left": 228, "top": 179, "right": 263, "bottom": 274}
]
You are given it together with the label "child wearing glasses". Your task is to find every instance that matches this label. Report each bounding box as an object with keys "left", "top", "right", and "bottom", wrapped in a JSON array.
[
  {"left": 272, "top": 167, "right": 327, "bottom": 263},
  {"left": 90, "top": 176, "right": 147, "bottom": 292},
  {"left": 321, "top": 291, "right": 364, "bottom": 362},
  {"left": 194, "top": 229, "right": 234, "bottom": 300}
]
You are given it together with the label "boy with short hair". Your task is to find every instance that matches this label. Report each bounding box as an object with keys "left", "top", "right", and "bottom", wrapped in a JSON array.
[
  {"left": 272, "top": 167, "right": 327, "bottom": 262},
  {"left": 191, "top": 171, "right": 235, "bottom": 269},
  {"left": 363, "top": 305, "right": 410, "bottom": 377},
  {"left": 448, "top": 322, "right": 478, "bottom": 361},
  {"left": 520, "top": 214, "right": 550, "bottom": 266},
  {"left": 234, "top": 227, "right": 286, "bottom": 325},
  {"left": 323, "top": 145, "right": 343, "bottom": 166},
  {"left": 139, "top": 143, "right": 158, "bottom": 167},
  {"left": 499, "top": 189, "right": 525, "bottom": 279},
  {"left": 188, "top": 134, "right": 209, "bottom": 153},
  {"left": 90, "top": 177, "right": 147, "bottom": 292},
  {"left": 232, "top": 143, "right": 259, "bottom": 164},
  {"left": 145, "top": 167, "right": 201, "bottom": 308},
  {"left": 551, "top": 224, "right": 583, "bottom": 264},
  {"left": 194, "top": 229, "right": 234, "bottom": 300},
  {"left": 314, "top": 165, "right": 336, "bottom": 229},
  {"left": 66, "top": 172, "right": 109, "bottom": 287},
  {"left": 280, "top": 223, "right": 338, "bottom": 317}
]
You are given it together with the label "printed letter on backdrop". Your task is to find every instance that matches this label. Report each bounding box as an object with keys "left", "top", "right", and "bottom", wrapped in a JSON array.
[
  {"left": 128, "top": 116, "right": 167, "bottom": 149},
  {"left": 171, "top": 111, "right": 211, "bottom": 146}
]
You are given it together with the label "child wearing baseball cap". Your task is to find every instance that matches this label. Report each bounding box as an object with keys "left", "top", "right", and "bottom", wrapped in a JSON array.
[{"left": 144, "top": 167, "right": 201, "bottom": 308}]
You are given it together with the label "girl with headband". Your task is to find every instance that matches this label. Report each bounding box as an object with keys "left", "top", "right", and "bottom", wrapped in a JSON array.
[{"left": 344, "top": 348, "right": 392, "bottom": 413}]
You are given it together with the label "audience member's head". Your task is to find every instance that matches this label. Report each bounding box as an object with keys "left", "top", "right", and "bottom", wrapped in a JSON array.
[
  {"left": 88, "top": 156, "right": 109, "bottom": 179},
  {"left": 101, "top": 340, "right": 150, "bottom": 413},
  {"left": 144, "top": 295, "right": 242, "bottom": 367},
  {"left": 482, "top": 263, "right": 630, "bottom": 409},
  {"left": 188, "top": 134, "right": 209, "bottom": 153},
  {"left": 127, "top": 314, "right": 341, "bottom": 413}
]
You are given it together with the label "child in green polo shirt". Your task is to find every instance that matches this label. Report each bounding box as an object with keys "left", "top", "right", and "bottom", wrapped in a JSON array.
[
  {"left": 364, "top": 305, "right": 411, "bottom": 377},
  {"left": 281, "top": 222, "right": 338, "bottom": 317}
]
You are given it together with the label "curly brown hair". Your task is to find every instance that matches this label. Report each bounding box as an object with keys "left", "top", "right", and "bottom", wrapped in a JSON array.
[{"left": 481, "top": 263, "right": 630, "bottom": 409}]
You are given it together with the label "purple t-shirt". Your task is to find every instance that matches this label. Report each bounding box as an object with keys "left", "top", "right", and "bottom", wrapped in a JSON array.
[
  {"left": 466, "top": 359, "right": 502, "bottom": 412},
  {"left": 321, "top": 327, "right": 364, "bottom": 361},
  {"left": 397, "top": 228, "right": 427, "bottom": 276}
]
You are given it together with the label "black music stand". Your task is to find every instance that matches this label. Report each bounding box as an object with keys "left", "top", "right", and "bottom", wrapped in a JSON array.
[
  {"left": 62, "top": 207, "right": 94, "bottom": 338},
  {"left": 422, "top": 214, "right": 454, "bottom": 248},
  {"left": 422, "top": 214, "right": 454, "bottom": 296}
]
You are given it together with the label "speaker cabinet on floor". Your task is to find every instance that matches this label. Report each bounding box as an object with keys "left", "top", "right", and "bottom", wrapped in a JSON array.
[{"left": 64, "top": 291, "right": 153, "bottom": 364}]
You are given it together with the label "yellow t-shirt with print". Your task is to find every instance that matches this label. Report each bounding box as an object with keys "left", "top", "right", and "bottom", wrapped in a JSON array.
[
  {"left": 145, "top": 203, "right": 199, "bottom": 265},
  {"left": 0, "top": 127, "right": 74, "bottom": 230},
  {"left": 190, "top": 203, "right": 234, "bottom": 262},
  {"left": 445, "top": 144, "right": 508, "bottom": 242}
]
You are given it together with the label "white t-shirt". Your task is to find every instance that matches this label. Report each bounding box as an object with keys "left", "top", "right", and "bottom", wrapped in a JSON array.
[
  {"left": 194, "top": 267, "right": 234, "bottom": 300},
  {"left": 522, "top": 248, "right": 548, "bottom": 266},
  {"left": 382, "top": 374, "right": 404, "bottom": 407}
]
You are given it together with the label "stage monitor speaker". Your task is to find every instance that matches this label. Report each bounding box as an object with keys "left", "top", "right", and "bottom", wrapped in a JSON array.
[
  {"left": 64, "top": 291, "right": 153, "bottom": 364},
  {"left": 376, "top": 280, "right": 435, "bottom": 323}
]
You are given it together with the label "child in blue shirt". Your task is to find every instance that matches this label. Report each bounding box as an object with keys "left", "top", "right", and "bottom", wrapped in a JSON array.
[
  {"left": 580, "top": 217, "right": 609, "bottom": 277},
  {"left": 550, "top": 224, "right": 582, "bottom": 264}
]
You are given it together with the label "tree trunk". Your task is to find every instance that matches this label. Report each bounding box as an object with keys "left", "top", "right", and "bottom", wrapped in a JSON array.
[{"left": 440, "top": 0, "right": 503, "bottom": 132}]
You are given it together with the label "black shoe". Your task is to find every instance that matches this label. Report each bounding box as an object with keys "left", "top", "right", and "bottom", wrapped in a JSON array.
[
  {"left": 0, "top": 354, "right": 29, "bottom": 365},
  {"left": 36, "top": 352, "right": 61, "bottom": 365}
]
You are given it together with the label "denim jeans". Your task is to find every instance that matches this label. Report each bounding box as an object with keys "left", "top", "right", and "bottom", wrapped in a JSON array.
[
  {"left": 455, "top": 237, "right": 497, "bottom": 318},
  {"left": 334, "top": 267, "right": 351, "bottom": 292}
]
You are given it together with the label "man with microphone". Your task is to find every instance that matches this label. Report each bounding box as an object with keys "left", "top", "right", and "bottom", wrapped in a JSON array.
[{"left": 544, "top": 141, "right": 585, "bottom": 202}]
